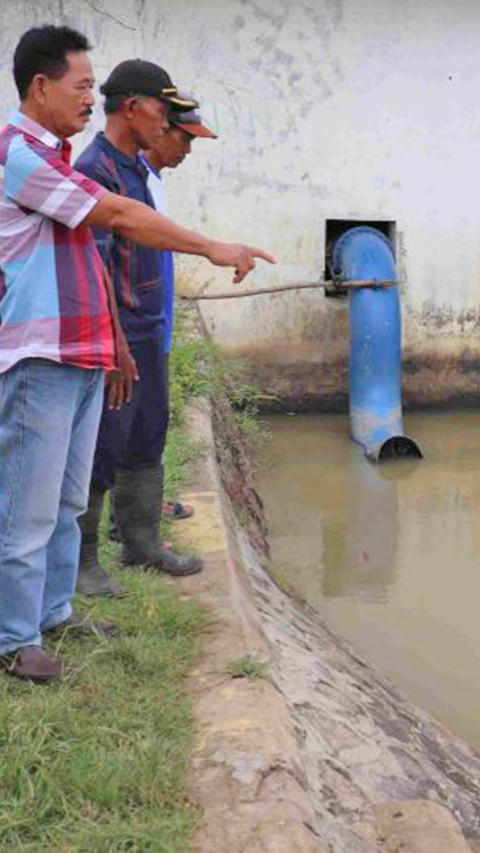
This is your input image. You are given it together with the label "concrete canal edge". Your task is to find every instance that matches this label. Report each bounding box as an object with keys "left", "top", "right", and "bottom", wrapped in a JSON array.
[{"left": 175, "top": 400, "right": 480, "bottom": 852}]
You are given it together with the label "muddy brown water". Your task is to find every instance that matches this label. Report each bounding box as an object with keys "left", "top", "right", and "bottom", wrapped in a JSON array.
[{"left": 258, "top": 411, "right": 480, "bottom": 750}]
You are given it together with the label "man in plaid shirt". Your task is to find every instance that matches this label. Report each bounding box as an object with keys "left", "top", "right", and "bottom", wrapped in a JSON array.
[{"left": 0, "top": 25, "right": 274, "bottom": 683}]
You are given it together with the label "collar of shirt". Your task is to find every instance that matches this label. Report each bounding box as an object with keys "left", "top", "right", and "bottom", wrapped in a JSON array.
[
  {"left": 95, "top": 132, "right": 147, "bottom": 177},
  {"left": 8, "top": 109, "right": 72, "bottom": 163},
  {"left": 138, "top": 151, "right": 162, "bottom": 179}
]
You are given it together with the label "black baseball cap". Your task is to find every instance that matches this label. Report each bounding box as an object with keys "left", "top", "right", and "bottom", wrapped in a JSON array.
[{"left": 100, "top": 60, "right": 198, "bottom": 111}]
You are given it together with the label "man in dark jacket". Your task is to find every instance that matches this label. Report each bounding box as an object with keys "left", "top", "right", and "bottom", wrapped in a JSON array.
[{"left": 74, "top": 60, "right": 249, "bottom": 595}]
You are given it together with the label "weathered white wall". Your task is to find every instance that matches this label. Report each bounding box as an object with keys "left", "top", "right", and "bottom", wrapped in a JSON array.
[{"left": 2, "top": 0, "right": 480, "bottom": 404}]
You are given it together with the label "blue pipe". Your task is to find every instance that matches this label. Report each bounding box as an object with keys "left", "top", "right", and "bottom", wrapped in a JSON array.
[{"left": 331, "top": 226, "right": 422, "bottom": 462}]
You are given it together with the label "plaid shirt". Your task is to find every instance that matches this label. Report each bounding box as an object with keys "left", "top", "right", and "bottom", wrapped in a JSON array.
[{"left": 0, "top": 111, "right": 115, "bottom": 374}]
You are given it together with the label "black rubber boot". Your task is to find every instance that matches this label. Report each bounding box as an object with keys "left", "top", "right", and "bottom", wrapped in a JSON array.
[
  {"left": 77, "top": 490, "right": 127, "bottom": 598},
  {"left": 115, "top": 466, "right": 203, "bottom": 577},
  {"left": 108, "top": 489, "right": 120, "bottom": 543},
  {"left": 109, "top": 463, "right": 165, "bottom": 541}
]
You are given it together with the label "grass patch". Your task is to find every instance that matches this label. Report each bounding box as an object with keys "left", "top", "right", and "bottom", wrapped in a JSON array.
[
  {"left": 163, "top": 306, "right": 216, "bottom": 505},
  {"left": 169, "top": 304, "right": 268, "bottom": 456},
  {"left": 162, "top": 428, "right": 204, "bottom": 507},
  {"left": 225, "top": 655, "right": 270, "bottom": 681},
  {"left": 167, "top": 305, "right": 269, "bottom": 551},
  {"left": 0, "top": 562, "right": 205, "bottom": 851}
]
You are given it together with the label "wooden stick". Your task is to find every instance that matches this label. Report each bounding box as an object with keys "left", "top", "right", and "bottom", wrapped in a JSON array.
[{"left": 180, "top": 279, "right": 400, "bottom": 301}]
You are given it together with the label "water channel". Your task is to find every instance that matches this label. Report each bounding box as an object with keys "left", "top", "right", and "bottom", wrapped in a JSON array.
[{"left": 258, "top": 411, "right": 480, "bottom": 750}]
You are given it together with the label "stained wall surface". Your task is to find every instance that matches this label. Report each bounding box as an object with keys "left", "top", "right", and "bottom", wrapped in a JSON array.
[{"left": 1, "top": 0, "right": 480, "bottom": 405}]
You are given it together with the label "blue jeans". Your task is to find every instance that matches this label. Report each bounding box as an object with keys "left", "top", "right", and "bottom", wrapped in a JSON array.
[{"left": 0, "top": 359, "right": 104, "bottom": 654}]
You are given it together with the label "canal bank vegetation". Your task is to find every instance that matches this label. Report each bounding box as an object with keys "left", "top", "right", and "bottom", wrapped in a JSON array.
[
  {"left": 0, "top": 304, "right": 269, "bottom": 851},
  {"left": 168, "top": 304, "right": 270, "bottom": 551}
]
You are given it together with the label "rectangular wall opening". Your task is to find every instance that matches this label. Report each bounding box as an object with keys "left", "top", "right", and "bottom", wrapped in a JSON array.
[{"left": 324, "top": 219, "right": 396, "bottom": 296}]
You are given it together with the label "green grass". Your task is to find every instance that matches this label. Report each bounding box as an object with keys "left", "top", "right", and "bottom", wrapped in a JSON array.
[
  {"left": 162, "top": 427, "right": 204, "bottom": 506},
  {"left": 224, "top": 655, "right": 270, "bottom": 681},
  {"left": 169, "top": 304, "right": 267, "bottom": 454},
  {"left": 0, "top": 557, "right": 205, "bottom": 851}
]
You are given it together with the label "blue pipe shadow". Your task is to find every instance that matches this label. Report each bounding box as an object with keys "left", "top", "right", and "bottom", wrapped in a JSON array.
[{"left": 331, "top": 226, "right": 422, "bottom": 462}]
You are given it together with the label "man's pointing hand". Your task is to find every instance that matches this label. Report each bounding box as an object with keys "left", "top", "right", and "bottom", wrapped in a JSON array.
[{"left": 206, "top": 240, "right": 276, "bottom": 283}]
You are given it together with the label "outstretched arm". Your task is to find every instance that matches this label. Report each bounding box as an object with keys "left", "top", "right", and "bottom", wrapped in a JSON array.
[{"left": 84, "top": 192, "right": 275, "bottom": 283}]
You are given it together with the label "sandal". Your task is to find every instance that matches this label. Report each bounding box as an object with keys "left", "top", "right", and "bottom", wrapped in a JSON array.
[{"left": 162, "top": 501, "right": 194, "bottom": 521}]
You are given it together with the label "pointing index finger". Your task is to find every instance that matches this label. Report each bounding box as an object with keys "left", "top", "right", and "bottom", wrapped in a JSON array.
[{"left": 249, "top": 247, "right": 276, "bottom": 264}]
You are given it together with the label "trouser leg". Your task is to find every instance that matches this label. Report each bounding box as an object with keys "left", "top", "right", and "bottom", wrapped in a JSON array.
[
  {"left": 113, "top": 337, "right": 169, "bottom": 546},
  {"left": 109, "top": 352, "right": 168, "bottom": 541},
  {"left": 75, "top": 368, "right": 140, "bottom": 597},
  {"left": 120, "top": 337, "right": 170, "bottom": 473},
  {"left": 0, "top": 360, "right": 102, "bottom": 653},
  {"left": 41, "top": 368, "right": 106, "bottom": 626}
]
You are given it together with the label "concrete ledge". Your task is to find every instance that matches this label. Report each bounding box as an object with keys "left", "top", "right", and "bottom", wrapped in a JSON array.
[{"left": 176, "top": 400, "right": 323, "bottom": 852}]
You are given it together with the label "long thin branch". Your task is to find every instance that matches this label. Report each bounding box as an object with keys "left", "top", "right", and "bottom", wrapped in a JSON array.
[{"left": 181, "top": 280, "right": 399, "bottom": 301}]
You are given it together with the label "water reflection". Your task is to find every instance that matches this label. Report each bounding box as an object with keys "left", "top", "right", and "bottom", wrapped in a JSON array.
[
  {"left": 259, "top": 412, "right": 480, "bottom": 747},
  {"left": 323, "top": 459, "right": 399, "bottom": 601},
  {"left": 323, "top": 455, "right": 421, "bottom": 600}
]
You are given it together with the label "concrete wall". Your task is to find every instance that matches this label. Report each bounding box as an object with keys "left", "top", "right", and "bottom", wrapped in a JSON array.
[{"left": 2, "top": 0, "right": 480, "bottom": 405}]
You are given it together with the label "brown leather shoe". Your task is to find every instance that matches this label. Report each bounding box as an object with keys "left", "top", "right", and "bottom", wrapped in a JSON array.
[
  {"left": 0, "top": 646, "right": 64, "bottom": 683},
  {"left": 44, "top": 613, "right": 118, "bottom": 637}
]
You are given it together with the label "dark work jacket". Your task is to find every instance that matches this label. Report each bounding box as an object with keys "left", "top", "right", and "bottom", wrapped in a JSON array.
[{"left": 75, "top": 132, "right": 165, "bottom": 343}]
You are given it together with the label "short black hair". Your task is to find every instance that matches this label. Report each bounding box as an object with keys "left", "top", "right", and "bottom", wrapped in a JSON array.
[
  {"left": 103, "top": 93, "right": 129, "bottom": 115},
  {"left": 13, "top": 25, "right": 91, "bottom": 101}
]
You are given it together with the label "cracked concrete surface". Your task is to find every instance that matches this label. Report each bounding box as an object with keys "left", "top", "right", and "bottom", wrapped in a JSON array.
[{"left": 241, "top": 538, "right": 480, "bottom": 846}]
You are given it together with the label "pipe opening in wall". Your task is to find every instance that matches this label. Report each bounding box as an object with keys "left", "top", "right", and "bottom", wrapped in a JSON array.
[{"left": 325, "top": 220, "right": 396, "bottom": 297}]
